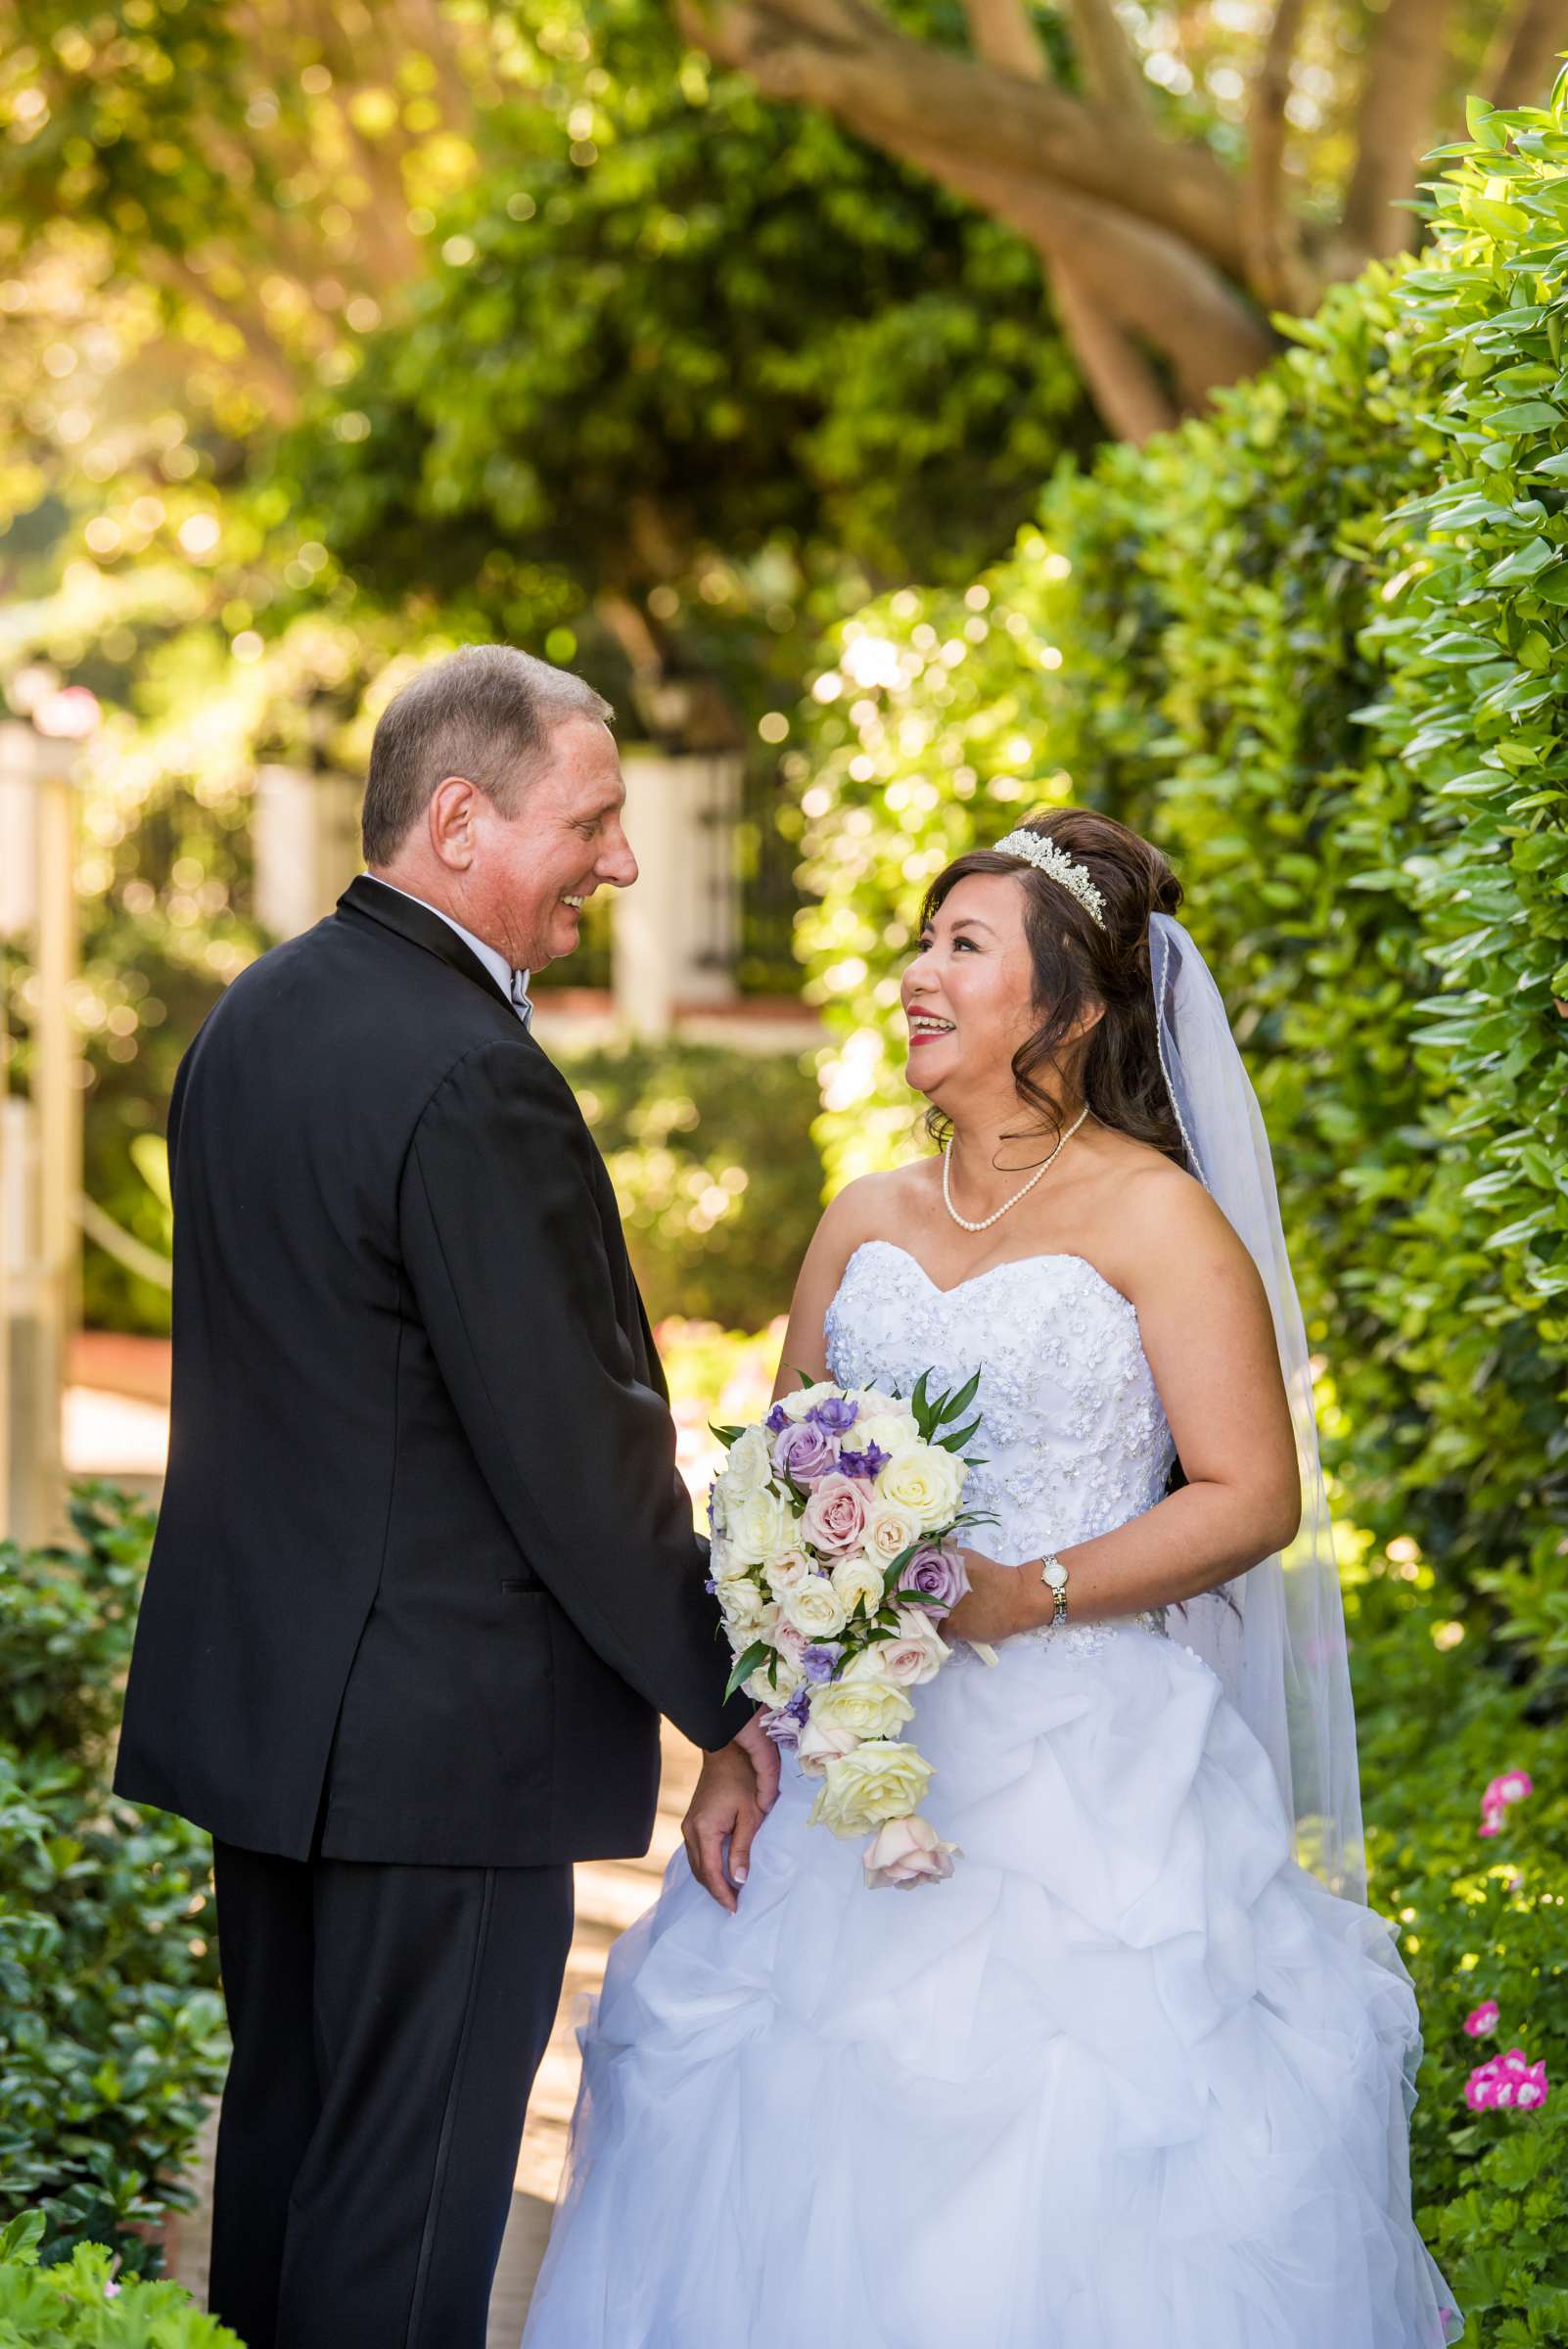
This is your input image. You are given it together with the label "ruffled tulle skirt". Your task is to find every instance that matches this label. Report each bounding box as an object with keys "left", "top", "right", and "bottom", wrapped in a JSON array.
[{"left": 522, "top": 1621, "right": 1461, "bottom": 2348}]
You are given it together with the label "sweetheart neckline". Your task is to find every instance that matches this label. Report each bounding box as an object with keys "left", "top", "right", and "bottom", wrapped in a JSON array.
[{"left": 843, "top": 1237, "right": 1138, "bottom": 1321}]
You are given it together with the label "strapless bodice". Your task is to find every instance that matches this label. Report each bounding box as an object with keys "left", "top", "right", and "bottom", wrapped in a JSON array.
[{"left": 823, "top": 1240, "right": 1177, "bottom": 1571}]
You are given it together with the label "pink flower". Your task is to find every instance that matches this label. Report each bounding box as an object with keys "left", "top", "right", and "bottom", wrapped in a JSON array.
[
  {"left": 801, "top": 1473, "right": 869, "bottom": 1555},
  {"left": 1464, "top": 2050, "right": 1548, "bottom": 2113},
  {"left": 1464, "top": 2062, "right": 1501, "bottom": 2110},
  {"left": 861, "top": 1813, "right": 960, "bottom": 1890},
  {"left": 1484, "top": 1771, "right": 1534, "bottom": 1809},
  {"left": 104, "top": 2281, "right": 122, "bottom": 2299},
  {"left": 1478, "top": 1800, "right": 1507, "bottom": 1838},
  {"left": 1463, "top": 2000, "right": 1499, "bottom": 2038}
]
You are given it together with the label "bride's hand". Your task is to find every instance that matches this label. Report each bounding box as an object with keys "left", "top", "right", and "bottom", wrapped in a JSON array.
[
  {"left": 943, "top": 1550, "right": 1029, "bottom": 1645},
  {"left": 683, "top": 1714, "right": 776, "bottom": 1913}
]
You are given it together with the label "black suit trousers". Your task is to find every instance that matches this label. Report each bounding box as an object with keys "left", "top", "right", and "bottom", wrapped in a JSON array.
[{"left": 208, "top": 1840, "right": 574, "bottom": 2349}]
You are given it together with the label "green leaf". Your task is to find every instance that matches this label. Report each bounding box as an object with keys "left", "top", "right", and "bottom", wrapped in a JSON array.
[{"left": 722, "top": 1640, "right": 770, "bottom": 1701}]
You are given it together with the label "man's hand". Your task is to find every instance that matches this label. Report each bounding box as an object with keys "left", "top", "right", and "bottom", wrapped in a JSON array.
[
  {"left": 682, "top": 1717, "right": 776, "bottom": 1913},
  {"left": 943, "top": 1550, "right": 1029, "bottom": 1645}
]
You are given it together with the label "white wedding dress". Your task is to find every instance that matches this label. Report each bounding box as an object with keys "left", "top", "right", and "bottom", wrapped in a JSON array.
[{"left": 522, "top": 1239, "right": 1461, "bottom": 2348}]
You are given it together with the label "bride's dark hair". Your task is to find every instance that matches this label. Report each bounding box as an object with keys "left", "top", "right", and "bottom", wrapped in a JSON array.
[{"left": 919, "top": 806, "right": 1187, "bottom": 1167}]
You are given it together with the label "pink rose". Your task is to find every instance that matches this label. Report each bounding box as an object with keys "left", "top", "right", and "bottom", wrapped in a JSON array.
[
  {"left": 1463, "top": 2000, "right": 1499, "bottom": 2038},
  {"left": 861, "top": 1813, "right": 960, "bottom": 1890},
  {"left": 796, "top": 1715, "right": 860, "bottom": 1776},
  {"left": 773, "top": 1622, "right": 809, "bottom": 1665},
  {"left": 801, "top": 1473, "right": 870, "bottom": 1555},
  {"left": 879, "top": 1607, "right": 951, "bottom": 1687}
]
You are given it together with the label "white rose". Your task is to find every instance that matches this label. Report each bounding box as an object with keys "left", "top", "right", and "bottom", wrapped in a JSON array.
[
  {"left": 830, "top": 1555, "right": 886, "bottom": 1622},
  {"left": 809, "top": 1674, "right": 914, "bottom": 1744},
  {"left": 718, "top": 1583, "right": 779, "bottom": 1643},
  {"left": 779, "top": 1379, "right": 842, "bottom": 1423},
  {"left": 717, "top": 1423, "right": 773, "bottom": 1499},
  {"left": 854, "top": 1386, "right": 906, "bottom": 1417},
  {"left": 839, "top": 1642, "right": 898, "bottom": 1687},
  {"left": 857, "top": 1408, "right": 920, "bottom": 1459},
  {"left": 779, "top": 1574, "right": 849, "bottom": 1641},
  {"left": 723, "top": 1486, "right": 796, "bottom": 1566},
  {"left": 808, "top": 1740, "right": 935, "bottom": 1837},
  {"left": 797, "top": 1715, "right": 860, "bottom": 1776},
  {"left": 877, "top": 1442, "right": 966, "bottom": 1532},
  {"left": 709, "top": 1535, "right": 752, "bottom": 1586},
  {"left": 862, "top": 1503, "right": 920, "bottom": 1566},
  {"left": 763, "top": 1549, "right": 812, "bottom": 1598},
  {"left": 745, "top": 1649, "right": 804, "bottom": 1706}
]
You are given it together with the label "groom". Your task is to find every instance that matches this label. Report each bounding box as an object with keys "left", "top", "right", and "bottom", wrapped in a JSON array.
[{"left": 115, "top": 645, "right": 772, "bottom": 2348}]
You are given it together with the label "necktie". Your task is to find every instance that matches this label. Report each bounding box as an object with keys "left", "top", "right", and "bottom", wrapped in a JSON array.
[{"left": 510, "top": 969, "right": 533, "bottom": 1031}]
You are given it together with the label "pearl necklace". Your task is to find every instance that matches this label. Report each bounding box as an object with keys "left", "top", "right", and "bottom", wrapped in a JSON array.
[{"left": 942, "top": 1104, "right": 1090, "bottom": 1233}]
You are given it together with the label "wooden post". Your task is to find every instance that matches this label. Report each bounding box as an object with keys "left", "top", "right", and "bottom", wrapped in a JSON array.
[
  {"left": 0, "top": 722, "right": 79, "bottom": 1544},
  {"left": 253, "top": 764, "right": 362, "bottom": 940},
  {"left": 614, "top": 752, "right": 742, "bottom": 1038}
]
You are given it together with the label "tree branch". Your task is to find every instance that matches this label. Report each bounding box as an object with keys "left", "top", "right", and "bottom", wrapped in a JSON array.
[
  {"left": 1340, "top": 0, "right": 1459, "bottom": 259},
  {"left": 889, "top": 123, "right": 1276, "bottom": 403},
  {"left": 1050, "top": 267, "right": 1179, "bottom": 438},
  {"left": 1062, "top": 0, "right": 1149, "bottom": 115},
  {"left": 961, "top": 0, "right": 1047, "bottom": 79},
  {"left": 682, "top": 0, "right": 1249, "bottom": 277},
  {"left": 1483, "top": 0, "right": 1568, "bottom": 107},
  {"left": 1244, "top": 0, "right": 1315, "bottom": 311},
  {"left": 958, "top": 0, "right": 1174, "bottom": 428}
]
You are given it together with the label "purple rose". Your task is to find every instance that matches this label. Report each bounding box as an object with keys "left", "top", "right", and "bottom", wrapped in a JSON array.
[
  {"left": 897, "top": 1542, "right": 970, "bottom": 1619},
  {"left": 806, "top": 1396, "right": 859, "bottom": 1435},
  {"left": 838, "top": 1440, "right": 890, "bottom": 1484},
  {"left": 763, "top": 1682, "right": 811, "bottom": 1748},
  {"left": 771, "top": 1419, "right": 839, "bottom": 1485},
  {"left": 802, "top": 1641, "right": 843, "bottom": 1682}
]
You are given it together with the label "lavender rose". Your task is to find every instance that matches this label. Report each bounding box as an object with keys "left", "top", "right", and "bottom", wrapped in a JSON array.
[
  {"left": 771, "top": 1418, "right": 839, "bottom": 1486},
  {"left": 897, "top": 1542, "right": 970, "bottom": 1619}
]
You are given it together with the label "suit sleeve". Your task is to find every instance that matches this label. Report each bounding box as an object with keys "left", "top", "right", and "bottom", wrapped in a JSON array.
[{"left": 400, "top": 1040, "right": 752, "bottom": 1753}]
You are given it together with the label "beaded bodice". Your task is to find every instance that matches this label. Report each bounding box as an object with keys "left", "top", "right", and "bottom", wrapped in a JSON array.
[{"left": 824, "top": 1241, "right": 1176, "bottom": 1580}]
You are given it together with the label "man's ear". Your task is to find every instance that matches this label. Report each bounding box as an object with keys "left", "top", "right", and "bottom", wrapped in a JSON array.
[{"left": 428, "top": 775, "right": 478, "bottom": 871}]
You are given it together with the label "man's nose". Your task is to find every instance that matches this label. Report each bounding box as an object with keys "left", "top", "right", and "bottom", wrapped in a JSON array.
[{"left": 601, "top": 830, "right": 638, "bottom": 889}]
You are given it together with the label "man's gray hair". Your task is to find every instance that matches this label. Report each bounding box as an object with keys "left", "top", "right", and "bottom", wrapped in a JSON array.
[{"left": 361, "top": 644, "right": 614, "bottom": 863}]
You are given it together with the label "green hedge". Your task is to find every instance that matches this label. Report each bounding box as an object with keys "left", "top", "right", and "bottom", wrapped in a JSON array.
[
  {"left": 0, "top": 1490, "right": 227, "bottom": 2272},
  {"left": 796, "top": 80, "right": 1568, "bottom": 1681},
  {"left": 0, "top": 2212, "right": 240, "bottom": 2345},
  {"left": 557, "top": 1040, "right": 822, "bottom": 1329}
]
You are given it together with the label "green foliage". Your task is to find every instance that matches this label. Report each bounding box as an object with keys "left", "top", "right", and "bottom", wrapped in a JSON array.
[
  {"left": 1350, "top": 1564, "right": 1568, "bottom": 2334},
  {"left": 0, "top": 2210, "right": 241, "bottom": 2346},
  {"left": 292, "top": 0, "right": 1088, "bottom": 737},
  {"left": 559, "top": 1041, "right": 822, "bottom": 1327},
  {"left": 0, "top": 1491, "right": 227, "bottom": 2272},
  {"left": 796, "top": 80, "right": 1568, "bottom": 1682}
]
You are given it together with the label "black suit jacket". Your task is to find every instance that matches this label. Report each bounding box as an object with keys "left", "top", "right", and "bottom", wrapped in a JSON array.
[{"left": 114, "top": 876, "right": 749, "bottom": 1865}]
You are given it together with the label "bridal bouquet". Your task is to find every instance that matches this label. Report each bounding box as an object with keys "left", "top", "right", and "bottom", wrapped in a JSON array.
[{"left": 708, "top": 1369, "right": 988, "bottom": 1890}]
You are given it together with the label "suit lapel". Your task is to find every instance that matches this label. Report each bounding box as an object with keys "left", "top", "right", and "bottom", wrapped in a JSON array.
[{"left": 337, "top": 874, "right": 513, "bottom": 1011}]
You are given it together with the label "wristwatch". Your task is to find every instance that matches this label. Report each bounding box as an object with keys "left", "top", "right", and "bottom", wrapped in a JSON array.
[{"left": 1039, "top": 1553, "right": 1069, "bottom": 1626}]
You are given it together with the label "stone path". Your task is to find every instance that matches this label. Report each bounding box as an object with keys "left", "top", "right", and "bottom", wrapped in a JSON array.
[{"left": 170, "top": 1726, "right": 701, "bottom": 2346}]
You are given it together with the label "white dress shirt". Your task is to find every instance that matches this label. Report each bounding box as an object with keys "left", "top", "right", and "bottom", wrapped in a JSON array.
[{"left": 364, "top": 875, "right": 531, "bottom": 1029}]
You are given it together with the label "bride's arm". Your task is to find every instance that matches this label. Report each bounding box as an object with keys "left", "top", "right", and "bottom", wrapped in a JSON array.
[
  {"left": 768, "top": 1173, "right": 897, "bottom": 1404},
  {"left": 948, "top": 1167, "right": 1302, "bottom": 1641}
]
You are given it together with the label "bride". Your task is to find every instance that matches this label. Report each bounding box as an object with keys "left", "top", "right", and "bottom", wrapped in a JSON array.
[{"left": 522, "top": 807, "right": 1460, "bottom": 2348}]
